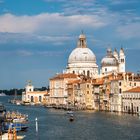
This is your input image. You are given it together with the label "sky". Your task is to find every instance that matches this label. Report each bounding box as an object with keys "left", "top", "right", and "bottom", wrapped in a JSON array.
[{"left": 0, "top": 0, "right": 140, "bottom": 89}]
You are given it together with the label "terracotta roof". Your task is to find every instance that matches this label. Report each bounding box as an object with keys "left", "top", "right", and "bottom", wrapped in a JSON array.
[
  {"left": 50, "top": 73, "right": 78, "bottom": 80},
  {"left": 124, "top": 87, "right": 140, "bottom": 93},
  {"left": 67, "top": 80, "right": 80, "bottom": 84},
  {"left": 111, "top": 77, "right": 123, "bottom": 81},
  {"left": 93, "top": 79, "right": 104, "bottom": 85}
]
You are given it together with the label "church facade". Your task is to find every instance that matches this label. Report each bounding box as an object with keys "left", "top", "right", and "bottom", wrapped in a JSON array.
[{"left": 101, "top": 48, "right": 125, "bottom": 75}]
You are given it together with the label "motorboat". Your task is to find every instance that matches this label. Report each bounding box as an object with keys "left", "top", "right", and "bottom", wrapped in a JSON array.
[
  {"left": 67, "top": 110, "right": 74, "bottom": 114},
  {"left": 0, "top": 93, "right": 6, "bottom": 96},
  {"left": 3, "top": 122, "right": 28, "bottom": 132},
  {"left": 69, "top": 114, "right": 74, "bottom": 122}
]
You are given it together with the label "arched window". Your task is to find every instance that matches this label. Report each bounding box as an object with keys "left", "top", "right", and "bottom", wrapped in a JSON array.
[
  {"left": 31, "top": 96, "right": 34, "bottom": 102},
  {"left": 83, "top": 70, "right": 85, "bottom": 75},
  {"left": 137, "top": 107, "right": 139, "bottom": 112},
  {"left": 87, "top": 70, "right": 90, "bottom": 77},
  {"left": 119, "top": 88, "right": 122, "bottom": 93},
  {"left": 119, "top": 82, "right": 121, "bottom": 86},
  {"left": 39, "top": 96, "right": 42, "bottom": 102}
]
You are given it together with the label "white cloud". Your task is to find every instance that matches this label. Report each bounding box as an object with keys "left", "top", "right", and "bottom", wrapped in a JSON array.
[
  {"left": 17, "top": 50, "right": 33, "bottom": 56},
  {"left": 117, "top": 22, "right": 140, "bottom": 39},
  {"left": 0, "top": 13, "right": 108, "bottom": 34},
  {"left": 38, "top": 51, "right": 65, "bottom": 57},
  {"left": 0, "top": 32, "right": 73, "bottom": 45},
  {"left": 109, "top": 0, "right": 139, "bottom": 5}
]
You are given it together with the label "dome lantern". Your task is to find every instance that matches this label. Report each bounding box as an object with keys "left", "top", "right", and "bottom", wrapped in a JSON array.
[{"left": 77, "top": 33, "right": 87, "bottom": 48}]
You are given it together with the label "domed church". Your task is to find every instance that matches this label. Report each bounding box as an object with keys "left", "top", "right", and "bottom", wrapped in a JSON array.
[
  {"left": 65, "top": 33, "right": 98, "bottom": 78},
  {"left": 100, "top": 48, "right": 125, "bottom": 75}
]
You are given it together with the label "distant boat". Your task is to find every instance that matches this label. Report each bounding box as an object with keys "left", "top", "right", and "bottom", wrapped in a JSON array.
[
  {"left": 0, "top": 93, "right": 6, "bottom": 96},
  {"left": 69, "top": 114, "right": 74, "bottom": 122},
  {"left": 67, "top": 110, "right": 74, "bottom": 114}
]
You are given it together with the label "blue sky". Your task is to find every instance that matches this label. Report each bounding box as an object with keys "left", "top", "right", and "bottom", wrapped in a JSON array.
[{"left": 0, "top": 0, "right": 140, "bottom": 89}]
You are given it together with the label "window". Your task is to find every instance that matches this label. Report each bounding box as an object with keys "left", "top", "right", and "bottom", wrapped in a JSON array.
[
  {"left": 83, "top": 70, "right": 85, "bottom": 75},
  {"left": 121, "top": 59, "right": 124, "bottom": 62},
  {"left": 39, "top": 96, "right": 42, "bottom": 102},
  {"left": 87, "top": 91, "right": 89, "bottom": 94},
  {"left": 73, "top": 71, "right": 75, "bottom": 74},
  {"left": 105, "top": 68, "right": 107, "bottom": 72},
  {"left": 137, "top": 107, "right": 139, "bottom": 112},
  {"left": 87, "top": 70, "right": 90, "bottom": 77},
  {"left": 87, "top": 84, "right": 89, "bottom": 88},
  {"left": 119, "top": 82, "right": 121, "bottom": 86},
  {"left": 134, "top": 83, "right": 136, "bottom": 86},
  {"left": 119, "top": 88, "right": 122, "bottom": 93},
  {"left": 31, "top": 96, "right": 34, "bottom": 102}
]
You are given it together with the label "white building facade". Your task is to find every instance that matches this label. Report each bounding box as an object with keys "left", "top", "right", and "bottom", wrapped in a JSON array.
[
  {"left": 22, "top": 81, "right": 47, "bottom": 104},
  {"left": 122, "top": 87, "right": 140, "bottom": 114}
]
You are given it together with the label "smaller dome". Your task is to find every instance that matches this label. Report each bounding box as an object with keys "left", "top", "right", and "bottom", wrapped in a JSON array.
[{"left": 101, "top": 48, "right": 118, "bottom": 67}]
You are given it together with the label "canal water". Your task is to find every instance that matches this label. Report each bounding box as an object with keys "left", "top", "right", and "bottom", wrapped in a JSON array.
[{"left": 0, "top": 96, "right": 140, "bottom": 140}]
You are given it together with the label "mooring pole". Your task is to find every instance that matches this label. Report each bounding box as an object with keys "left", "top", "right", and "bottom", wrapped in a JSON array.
[{"left": 35, "top": 117, "right": 38, "bottom": 134}]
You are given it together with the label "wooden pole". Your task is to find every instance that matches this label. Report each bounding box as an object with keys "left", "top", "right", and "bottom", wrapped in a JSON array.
[
  {"left": 35, "top": 117, "right": 38, "bottom": 134},
  {"left": 13, "top": 127, "right": 17, "bottom": 140}
]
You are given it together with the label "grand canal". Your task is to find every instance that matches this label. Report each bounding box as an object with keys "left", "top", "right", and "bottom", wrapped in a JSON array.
[{"left": 0, "top": 96, "right": 140, "bottom": 140}]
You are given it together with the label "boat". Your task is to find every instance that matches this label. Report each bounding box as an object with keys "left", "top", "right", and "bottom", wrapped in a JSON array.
[
  {"left": 69, "top": 114, "right": 74, "bottom": 122},
  {"left": 16, "top": 102, "right": 21, "bottom": 105},
  {"left": 67, "top": 110, "right": 74, "bottom": 114},
  {"left": 2, "top": 133, "right": 26, "bottom": 140},
  {"left": 13, "top": 117, "right": 28, "bottom": 123},
  {"left": 3, "top": 122, "right": 28, "bottom": 132},
  {"left": 0, "top": 93, "right": 6, "bottom": 96},
  {"left": 22, "top": 101, "right": 30, "bottom": 106}
]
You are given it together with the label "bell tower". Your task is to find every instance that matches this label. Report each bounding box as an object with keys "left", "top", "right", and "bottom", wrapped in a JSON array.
[
  {"left": 25, "top": 80, "right": 34, "bottom": 93},
  {"left": 119, "top": 48, "right": 125, "bottom": 72}
]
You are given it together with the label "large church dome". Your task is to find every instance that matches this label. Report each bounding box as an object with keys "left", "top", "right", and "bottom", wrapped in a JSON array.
[
  {"left": 65, "top": 33, "right": 98, "bottom": 77},
  {"left": 68, "top": 47, "right": 96, "bottom": 64}
]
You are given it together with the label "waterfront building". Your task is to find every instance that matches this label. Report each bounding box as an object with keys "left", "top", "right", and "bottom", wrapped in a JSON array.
[
  {"left": 80, "top": 79, "right": 95, "bottom": 109},
  {"left": 100, "top": 48, "right": 125, "bottom": 76},
  {"left": 93, "top": 79, "right": 104, "bottom": 110},
  {"left": 66, "top": 79, "right": 81, "bottom": 108},
  {"left": 22, "top": 81, "right": 48, "bottom": 104},
  {"left": 122, "top": 87, "right": 140, "bottom": 114},
  {"left": 65, "top": 33, "right": 98, "bottom": 78},
  {"left": 110, "top": 72, "right": 140, "bottom": 112},
  {"left": 49, "top": 73, "right": 79, "bottom": 106}
]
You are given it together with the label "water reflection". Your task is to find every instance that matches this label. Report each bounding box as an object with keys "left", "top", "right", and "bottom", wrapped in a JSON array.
[{"left": 0, "top": 96, "right": 140, "bottom": 140}]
